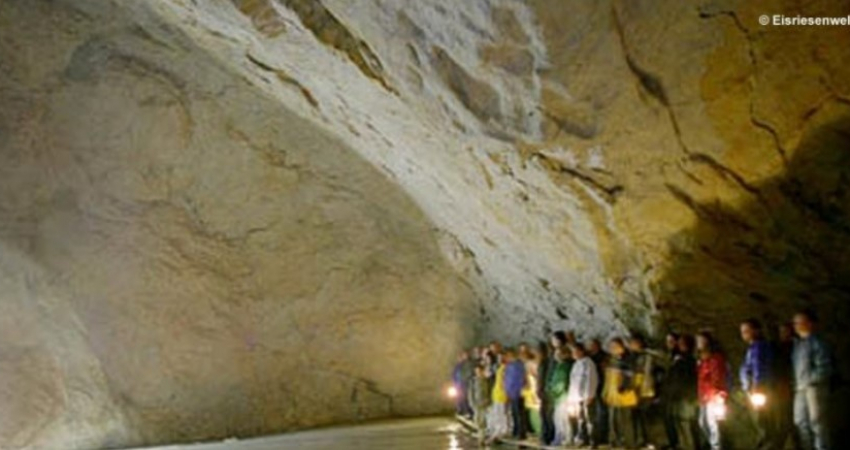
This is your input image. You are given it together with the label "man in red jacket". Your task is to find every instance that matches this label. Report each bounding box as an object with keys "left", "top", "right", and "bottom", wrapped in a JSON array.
[{"left": 696, "top": 332, "right": 728, "bottom": 450}]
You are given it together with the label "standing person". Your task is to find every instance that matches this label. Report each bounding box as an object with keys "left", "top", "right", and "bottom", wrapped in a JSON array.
[
  {"left": 489, "top": 341, "right": 503, "bottom": 374},
  {"left": 523, "top": 345, "right": 543, "bottom": 436},
  {"left": 588, "top": 338, "right": 610, "bottom": 446},
  {"left": 773, "top": 323, "right": 796, "bottom": 450},
  {"left": 567, "top": 343, "right": 600, "bottom": 448},
  {"left": 541, "top": 332, "right": 568, "bottom": 445},
  {"left": 630, "top": 335, "right": 658, "bottom": 449},
  {"left": 470, "top": 364, "right": 492, "bottom": 444},
  {"left": 549, "top": 347, "right": 574, "bottom": 446},
  {"left": 662, "top": 332, "right": 681, "bottom": 450},
  {"left": 696, "top": 331, "right": 728, "bottom": 450},
  {"left": 663, "top": 334, "right": 700, "bottom": 450},
  {"left": 739, "top": 318, "right": 776, "bottom": 450},
  {"left": 603, "top": 338, "right": 638, "bottom": 449},
  {"left": 537, "top": 340, "right": 555, "bottom": 446},
  {"left": 504, "top": 349, "right": 529, "bottom": 440},
  {"left": 452, "top": 351, "right": 473, "bottom": 417},
  {"left": 792, "top": 310, "right": 833, "bottom": 450},
  {"left": 486, "top": 351, "right": 511, "bottom": 444}
]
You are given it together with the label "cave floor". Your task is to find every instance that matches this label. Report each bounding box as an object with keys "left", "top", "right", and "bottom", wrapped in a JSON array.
[{"left": 128, "top": 417, "right": 479, "bottom": 450}]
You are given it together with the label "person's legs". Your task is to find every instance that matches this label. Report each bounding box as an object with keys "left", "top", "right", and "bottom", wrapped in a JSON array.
[
  {"left": 596, "top": 400, "right": 610, "bottom": 445},
  {"left": 676, "top": 412, "right": 697, "bottom": 450},
  {"left": 705, "top": 405, "right": 722, "bottom": 450},
  {"left": 633, "top": 401, "right": 649, "bottom": 447},
  {"left": 620, "top": 407, "right": 637, "bottom": 448},
  {"left": 473, "top": 404, "right": 486, "bottom": 443},
  {"left": 540, "top": 398, "right": 555, "bottom": 445},
  {"left": 509, "top": 398, "right": 519, "bottom": 438},
  {"left": 579, "top": 401, "right": 594, "bottom": 446},
  {"left": 794, "top": 388, "right": 814, "bottom": 450},
  {"left": 609, "top": 406, "right": 621, "bottom": 447},
  {"left": 774, "top": 391, "right": 795, "bottom": 450},
  {"left": 664, "top": 400, "right": 680, "bottom": 450},
  {"left": 807, "top": 386, "right": 830, "bottom": 450},
  {"left": 751, "top": 407, "right": 773, "bottom": 449},
  {"left": 554, "top": 398, "right": 569, "bottom": 446},
  {"left": 512, "top": 397, "right": 528, "bottom": 439}
]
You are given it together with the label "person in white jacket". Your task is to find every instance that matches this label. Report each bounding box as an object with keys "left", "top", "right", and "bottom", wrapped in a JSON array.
[{"left": 567, "top": 343, "right": 600, "bottom": 447}]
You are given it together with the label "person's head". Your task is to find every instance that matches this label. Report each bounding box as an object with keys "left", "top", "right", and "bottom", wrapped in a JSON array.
[
  {"left": 666, "top": 333, "right": 680, "bottom": 352},
  {"left": 503, "top": 348, "right": 517, "bottom": 363},
  {"left": 740, "top": 318, "right": 763, "bottom": 343},
  {"left": 518, "top": 342, "right": 531, "bottom": 360},
  {"left": 566, "top": 331, "right": 577, "bottom": 344},
  {"left": 571, "top": 343, "right": 587, "bottom": 360},
  {"left": 489, "top": 341, "right": 503, "bottom": 354},
  {"left": 609, "top": 338, "right": 626, "bottom": 357},
  {"left": 458, "top": 350, "right": 469, "bottom": 361},
  {"left": 696, "top": 331, "right": 717, "bottom": 356},
  {"left": 588, "top": 339, "right": 602, "bottom": 355},
  {"left": 474, "top": 364, "right": 486, "bottom": 377},
  {"left": 793, "top": 310, "right": 818, "bottom": 338},
  {"left": 470, "top": 347, "right": 482, "bottom": 359},
  {"left": 537, "top": 341, "right": 549, "bottom": 359},
  {"left": 628, "top": 334, "right": 646, "bottom": 352},
  {"left": 779, "top": 323, "right": 794, "bottom": 342},
  {"left": 551, "top": 331, "right": 567, "bottom": 349},
  {"left": 678, "top": 334, "right": 695, "bottom": 354}
]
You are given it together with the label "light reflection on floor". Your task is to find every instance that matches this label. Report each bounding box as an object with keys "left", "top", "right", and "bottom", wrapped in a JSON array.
[{"left": 129, "top": 417, "right": 480, "bottom": 450}]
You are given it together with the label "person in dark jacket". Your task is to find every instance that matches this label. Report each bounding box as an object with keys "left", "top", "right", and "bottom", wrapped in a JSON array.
[
  {"left": 662, "top": 332, "right": 681, "bottom": 449},
  {"left": 588, "top": 338, "right": 610, "bottom": 446},
  {"left": 792, "top": 310, "right": 833, "bottom": 450},
  {"left": 664, "top": 334, "right": 700, "bottom": 450},
  {"left": 538, "top": 337, "right": 559, "bottom": 446},
  {"left": 739, "top": 318, "right": 776, "bottom": 450},
  {"left": 503, "top": 348, "right": 529, "bottom": 440},
  {"left": 773, "top": 323, "right": 796, "bottom": 450}
]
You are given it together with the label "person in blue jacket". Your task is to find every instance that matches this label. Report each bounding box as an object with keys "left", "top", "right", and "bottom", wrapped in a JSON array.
[
  {"left": 739, "top": 318, "right": 775, "bottom": 450},
  {"left": 792, "top": 310, "right": 833, "bottom": 450},
  {"left": 503, "top": 348, "right": 528, "bottom": 440}
]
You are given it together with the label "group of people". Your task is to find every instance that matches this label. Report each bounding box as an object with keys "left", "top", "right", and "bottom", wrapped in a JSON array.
[{"left": 451, "top": 309, "right": 835, "bottom": 449}]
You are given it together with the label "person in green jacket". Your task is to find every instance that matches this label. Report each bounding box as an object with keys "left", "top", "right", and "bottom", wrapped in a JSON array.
[{"left": 547, "top": 347, "right": 574, "bottom": 445}]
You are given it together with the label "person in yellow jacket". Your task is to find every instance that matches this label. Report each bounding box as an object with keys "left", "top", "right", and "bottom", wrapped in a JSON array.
[
  {"left": 602, "top": 338, "right": 638, "bottom": 448},
  {"left": 486, "top": 353, "right": 511, "bottom": 443}
]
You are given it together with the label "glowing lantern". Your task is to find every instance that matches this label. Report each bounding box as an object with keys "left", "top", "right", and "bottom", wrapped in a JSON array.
[
  {"left": 750, "top": 392, "right": 767, "bottom": 408},
  {"left": 447, "top": 386, "right": 459, "bottom": 399}
]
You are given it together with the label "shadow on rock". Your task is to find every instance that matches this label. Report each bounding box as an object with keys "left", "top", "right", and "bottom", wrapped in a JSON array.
[{"left": 655, "top": 114, "right": 850, "bottom": 447}]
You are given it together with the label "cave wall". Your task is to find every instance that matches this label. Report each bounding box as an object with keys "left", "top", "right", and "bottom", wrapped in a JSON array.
[
  {"left": 1, "top": 0, "right": 850, "bottom": 447},
  {"left": 0, "top": 1, "right": 477, "bottom": 447}
]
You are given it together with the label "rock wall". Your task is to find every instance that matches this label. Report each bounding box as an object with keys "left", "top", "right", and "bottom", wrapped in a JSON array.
[
  {"left": 1, "top": 0, "right": 849, "bottom": 447},
  {"left": 0, "top": 1, "right": 478, "bottom": 447}
]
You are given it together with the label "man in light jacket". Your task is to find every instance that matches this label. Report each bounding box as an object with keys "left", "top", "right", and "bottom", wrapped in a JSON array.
[
  {"left": 792, "top": 310, "right": 833, "bottom": 450},
  {"left": 567, "top": 343, "right": 599, "bottom": 447}
]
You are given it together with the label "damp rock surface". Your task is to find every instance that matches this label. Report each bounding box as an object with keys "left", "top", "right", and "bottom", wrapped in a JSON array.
[{"left": 1, "top": 0, "right": 849, "bottom": 448}]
